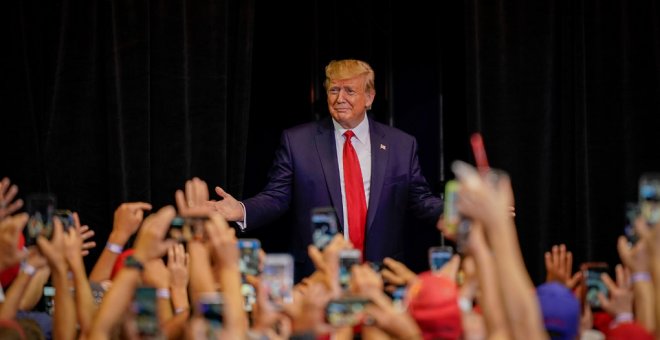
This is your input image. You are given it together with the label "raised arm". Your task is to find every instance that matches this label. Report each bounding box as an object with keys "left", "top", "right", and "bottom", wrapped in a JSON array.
[
  {"left": 87, "top": 206, "right": 175, "bottom": 340},
  {"left": 89, "top": 202, "right": 152, "bottom": 282},
  {"left": 38, "top": 218, "right": 77, "bottom": 340}
]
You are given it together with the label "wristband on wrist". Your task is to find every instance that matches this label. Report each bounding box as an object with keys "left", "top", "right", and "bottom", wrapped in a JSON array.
[
  {"left": 21, "top": 262, "right": 37, "bottom": 277},
  {"left": 631, "top": 272, "right": 651, "bottom": 284},
  {"left": 106, "top": 242, "right": 124, "bottom": 254},
  {"left": 611, "top": 312, "right": 634, "bottom": 328},
  {"left": 156, "top": 288, "right": 171, "bottom": 299}
]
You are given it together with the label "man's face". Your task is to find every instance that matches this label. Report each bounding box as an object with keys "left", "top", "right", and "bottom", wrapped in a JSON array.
[{"left": 326, "top": 75, "right": 374, "bottom": 129}]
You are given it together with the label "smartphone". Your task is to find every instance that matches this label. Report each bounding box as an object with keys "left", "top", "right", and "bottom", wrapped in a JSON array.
[
  {"left": 262, "top": 254, "right": 294, "bottom": 310},
  {"left": 25, "top": 194, "right": 57, "bottom": 246},
  {"left": 238, "top": 238, "right": 261, "bottom": 276},
  {"left": 311, "top": 207, "right": 339, "bottom": 250},
  {"left": 168, "top": 216, "right": 206, "bottom": 242},
  {"left": 198, "top": 292, "right": 223, "bottom": 330},
  {"left": 54, "top": 210, "right": 75, "bottom": 230},
  {"left": 639, "top": 173, "right": 660, "bottom": 225},
  {"left": 624, "top": 203, "right": 640, "bottom": 245},
  {"left": 456, "top": 220, "right": 472, "bottom": 255},
  {"left": 133, "top": 287, "right": 160, "bottom": 337},
  {"left": 367, "top": 261, "right": 384, "bottom": 273},
  {"left": 325, "top": 297, "right": 371, "bottom": 327},
  {"left": 241, "top": 282, "right": 256, "bottom": 312},
  {"left": 339, "top": 249, "right": 362, "bottom": 291},
  {"left": 389, "top": 286, "right": 407, "bottom": 312},
  {"left": 43, "top": 286, "right": 55, "bottom": 315},
  {"left": 443, "top": 180, "right": 460, "bottom": 237},
  {"left": 429, "top": 246, "right": 453, "bottom": 272},
  {"left": 90, "top": 281, "right": 107, "bottom": 306},
  {"left": 581, "top": 262, "right": 609, "bottom": 310}
]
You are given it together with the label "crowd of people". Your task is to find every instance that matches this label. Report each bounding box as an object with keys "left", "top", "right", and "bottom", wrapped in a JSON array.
[{"left": 0, "top": 165, "right": 658, "bottom": 340}]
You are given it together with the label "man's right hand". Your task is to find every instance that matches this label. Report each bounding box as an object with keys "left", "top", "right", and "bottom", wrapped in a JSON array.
[{"left": 206, "top": 186, "right": 244, "bottom": 222}]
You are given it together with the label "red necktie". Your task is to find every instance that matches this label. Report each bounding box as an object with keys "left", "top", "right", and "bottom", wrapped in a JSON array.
[{"left": 342, "top": 130, "right": 367, "bottom": 253}]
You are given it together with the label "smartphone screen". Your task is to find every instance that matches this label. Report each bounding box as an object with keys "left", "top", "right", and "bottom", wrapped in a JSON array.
[
  {"left": 339, "top": 249, "right": 361, "bottom": 291},
  {"left": 262, "top": 254, "right": 294, "bottom": 310},
  {"left": 624, "top": 203, "right": 640, "bottom": 245},
  {"left": 54, "top": 209, "right": 75, "bottom": 231},
  {"left": 456, "top": 220, "right": 472, "bottom": 255},
  {"left": 311, "top": 207, "right": 338, "bottom": 250},
  {"left": 133, "top": 287, "right": 160, "bottom": 337},
  {"left": 198, "top": 293, "right": 223, "bottom": 330},
  {"left": 168, "top": 216, "right": 207, "bottom": 242},
  {"left": 238, "top": 238, "right": 261, "bottom": 276},
  {"left": 25, "top": 194, "right": 57, "bottom": 246},
  {"left": 429, "top": 246, "right": 453, "bottom": 272},
  {"left": 639, "top": 173, "right": 660, "bottom": 225},
  {"left": 325, "top": 297, "right": 371, "bottom": 327},
  {"left": 582, "top": 263, "right": 609, "bottom": 310}
]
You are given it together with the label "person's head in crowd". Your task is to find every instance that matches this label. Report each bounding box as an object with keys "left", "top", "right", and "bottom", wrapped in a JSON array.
[
  {"left": 15, "top": 319, "right": 44, "bottom": 340},
  {"left": 0, "top": 319, "right": 26, "bottom": 340},
  {"left": 406, "top": 271, "right": 462, "bottom": 340},
  {"left": 536, "top": 282, "right": 580, "bottom": 340},
  {"left": 323, "top": 59, "right": 375, "bottom": 129},
  {"left": 606, "top": 322, "right": 653, "bottom": 340}
]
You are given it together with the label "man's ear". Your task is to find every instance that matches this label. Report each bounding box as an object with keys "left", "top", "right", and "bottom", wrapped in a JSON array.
[{"left": 366, "top": 90, "right": 375, "bottom": 110}]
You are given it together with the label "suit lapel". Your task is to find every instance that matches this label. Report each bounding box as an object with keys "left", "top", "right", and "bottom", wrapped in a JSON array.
[
  {"left": 315, "top": 119, "right": 344, "bottom": 231},
  {"left": 367, "top": 118, "right": 388, "bottom": 233}
]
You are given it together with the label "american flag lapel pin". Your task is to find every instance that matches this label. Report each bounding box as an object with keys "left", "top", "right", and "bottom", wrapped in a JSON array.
[{"left": 380, "top": 144, "right": 387, "bottom": 150}]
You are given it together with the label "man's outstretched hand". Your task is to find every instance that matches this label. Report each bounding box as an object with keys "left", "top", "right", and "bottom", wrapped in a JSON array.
[{"left": 205, "top": 186, "right": 244, "bottom": 222}]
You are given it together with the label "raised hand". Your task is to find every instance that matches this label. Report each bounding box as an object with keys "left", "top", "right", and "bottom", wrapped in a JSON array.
[
  {"left": 597, "top": 264, "right": 633, "bottom": 319},
  {"left": 0, "top": 177, "right": 24, "bottom": 220},
  {"left": 381, "top": 257, "right": 416, "bottom": 293},
  {"left": 207, "top": 186, "right": 244, "bottom": 221},
  {"left": 111, "top": 202, "right": 152, "bottom": 244},
  {"left": 0, "top": 213, "right": 28, "bottom": 270},
  {"left": 545, "top": 244, "right": 582, "bottom": 289},
  {"left": 72, "top": 212, "right": 96, "bottom": 256},
  {"left": 132, "top": 206, "right": 176, "bottom": 264},
  {"left": 175, "top": 178, "right": 214, "bottom": 218}
]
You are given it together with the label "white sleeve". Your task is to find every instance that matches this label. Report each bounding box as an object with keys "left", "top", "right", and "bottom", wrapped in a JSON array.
[{"left": 235, "top": 201, "right": 247, "bottom": 231}]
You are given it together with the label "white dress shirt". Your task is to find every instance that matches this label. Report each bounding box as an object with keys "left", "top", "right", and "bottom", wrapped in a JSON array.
[{"left": 332, "top": 116, "right": 371, "bottom": 241}]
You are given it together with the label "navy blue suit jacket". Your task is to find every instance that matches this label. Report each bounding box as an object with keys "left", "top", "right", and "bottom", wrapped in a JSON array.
[{"left": 242, "top": 116, "right": 443, "bottom": 278}]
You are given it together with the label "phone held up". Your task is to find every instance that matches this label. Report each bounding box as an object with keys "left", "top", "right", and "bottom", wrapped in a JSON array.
[
  {"left": 311, "top": 206, "right": 339, "bottom": 251},
  {"left": 581, "top": 262, "right": 609, "bottom": 311},
  {"left": 261, "top": 254, "right": 294, "bottom": 310}
]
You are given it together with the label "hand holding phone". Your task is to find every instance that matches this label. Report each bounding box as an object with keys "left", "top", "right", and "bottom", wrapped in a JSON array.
[
  {"left": 24, "top": 194, "right": 56, "bottom": 246},
  {"left": 581, "top": 262, "right": 609, "bottom": 310},
  {"left": 325, "top": 297, "right": 371, "bottom": 327},
  {"left": 262, "top": 254, "right": 294, "bottom": 310},
  {"left": 639, "top": 173, "right": 660, "bottom": 225},
  {"left": 133, "top": 287, "right": 160, "bottom": 337},
  {"left": 311, "top": 207, "right": 338, "bottom": 250},
  {"left": 339, "top": 249, "right": 361, "bottom": 291},
  {"left": 429, "top": 246, "right": 453, "bottom": 272},
  {"left": 238, "top": 238, "right": 261, "bottom": 276}
]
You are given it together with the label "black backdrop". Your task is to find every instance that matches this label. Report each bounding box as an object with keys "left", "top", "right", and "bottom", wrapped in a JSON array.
[{"left": 2, "top": 0, "right": 660, "bottom": 284}]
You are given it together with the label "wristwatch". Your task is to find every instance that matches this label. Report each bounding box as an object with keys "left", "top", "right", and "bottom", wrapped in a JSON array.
[{"left": 123, "top": 255, "right": 144, "bottom": 272}]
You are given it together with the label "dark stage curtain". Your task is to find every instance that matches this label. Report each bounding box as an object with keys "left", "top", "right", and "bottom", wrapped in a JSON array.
[
  {"left": 2, "top": 0, "right": 254, "bottom": 264},
  {"left": 2, "top": 0, "right": 660, "bottom": 283},
  {"left": 464, "top": 0, "right": 660, "bottom": 281}
]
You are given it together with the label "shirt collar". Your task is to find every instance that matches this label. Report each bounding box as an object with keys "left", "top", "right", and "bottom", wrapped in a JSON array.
[{"left": 332, "top": 115, "right": 370, "bottom": 144}]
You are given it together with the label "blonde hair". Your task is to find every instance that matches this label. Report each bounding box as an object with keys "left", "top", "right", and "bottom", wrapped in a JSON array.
[{"left": 324, "top": 59, "right": 375, "bottom": 93}]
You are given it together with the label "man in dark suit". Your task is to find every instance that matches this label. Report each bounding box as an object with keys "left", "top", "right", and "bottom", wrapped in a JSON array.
[{"left": 209, "top": 59, "right": 443, "bottom": 278}]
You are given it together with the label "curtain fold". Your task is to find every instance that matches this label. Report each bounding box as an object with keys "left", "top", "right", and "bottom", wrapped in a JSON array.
[{"left": 3, "top": 0, "right": 253, "bottom": 264}]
